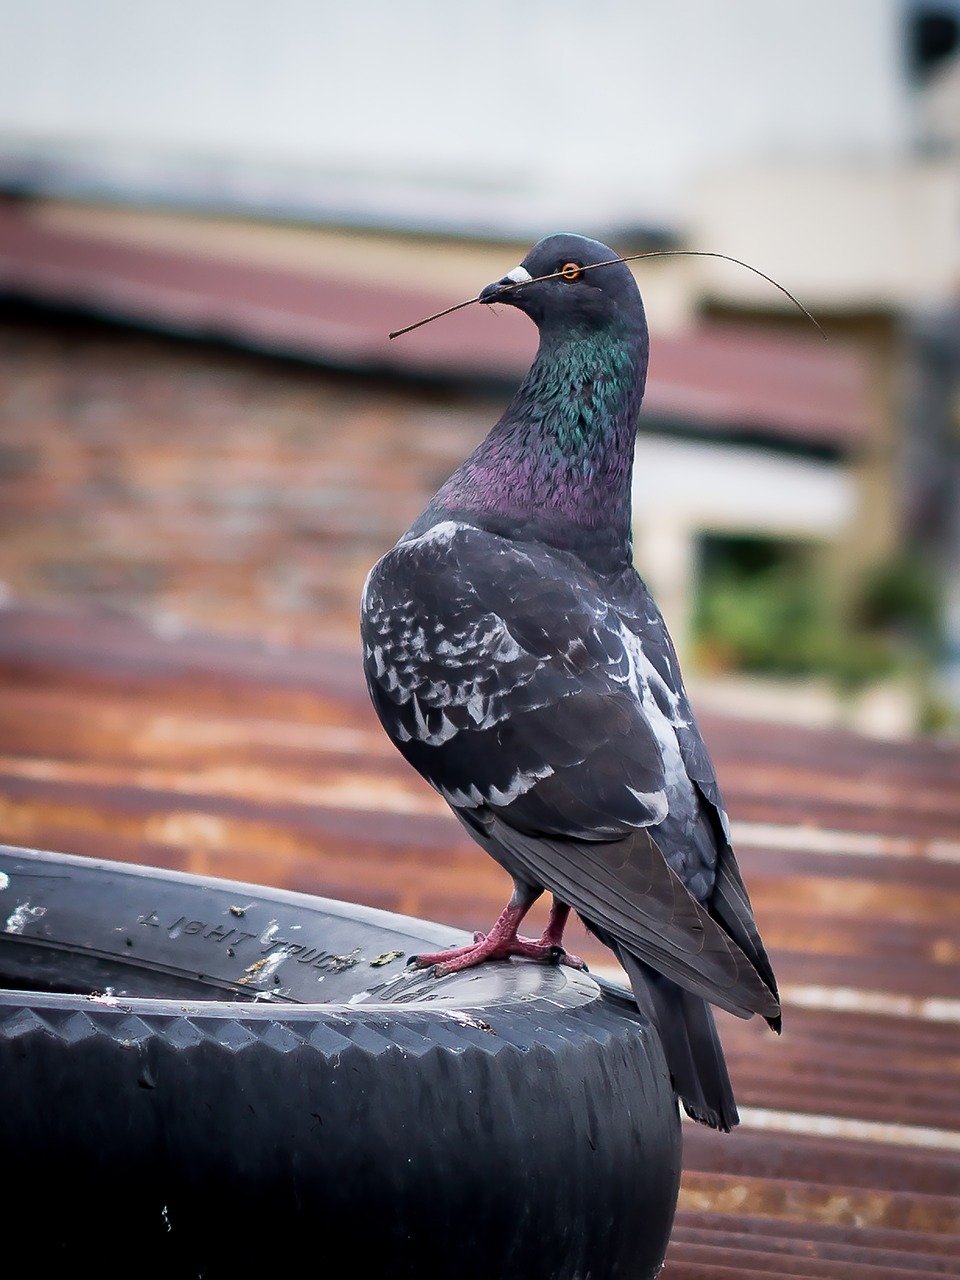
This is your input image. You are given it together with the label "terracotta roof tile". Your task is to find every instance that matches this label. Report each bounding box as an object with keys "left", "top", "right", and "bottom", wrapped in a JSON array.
[
  {"left": 0, "top": 606, "right": 956, "bottom": 1277},
  {"left": 0, "top": 200, "right": 871, "bottom": 448}
]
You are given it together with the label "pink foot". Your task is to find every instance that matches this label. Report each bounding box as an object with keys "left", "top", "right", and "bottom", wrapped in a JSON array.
[
  {"left": 475, "top": 928, "right": 586, "bottom": 969},
  {"left": 412, "top": 900, "right": 586, "bottom": 976},
  {"left": 413, "top": 932, "right": 579, "bottom": 976}
]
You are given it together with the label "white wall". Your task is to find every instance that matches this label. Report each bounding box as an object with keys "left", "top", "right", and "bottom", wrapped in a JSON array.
[
  {"left": 0, "top": 0, "right": 908, "bottom": 225},
  {"left": 692, "top": 158, "right": 960, "bottom": 309},
  {"left": 632, "top": 435, "right": 857, "bottom": 648}
]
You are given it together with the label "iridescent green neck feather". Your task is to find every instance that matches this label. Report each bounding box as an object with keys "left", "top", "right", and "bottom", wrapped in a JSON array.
[{"left": 421, "top": 321, "right": 648, "bottom": 569}]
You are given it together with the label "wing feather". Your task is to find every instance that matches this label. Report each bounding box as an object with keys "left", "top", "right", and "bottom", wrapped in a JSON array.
[{"left": 363, "top": 521, "right": 779, "bottom": 1020}]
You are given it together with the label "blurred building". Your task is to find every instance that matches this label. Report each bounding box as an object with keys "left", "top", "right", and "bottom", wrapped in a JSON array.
[
  {"left": 0, "top": 0, "right": 958, "bottom": 726},
  {"left": 0, "top": 199, "right": 871, "bottom": 645}
]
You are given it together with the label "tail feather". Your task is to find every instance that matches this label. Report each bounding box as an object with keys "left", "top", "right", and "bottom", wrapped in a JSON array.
[
  {"left": 711, "top": 852, "right": 782, "bottom": 1033},
  {"left": 618, "top": 948, "right": 739, "bottom": 1132}
]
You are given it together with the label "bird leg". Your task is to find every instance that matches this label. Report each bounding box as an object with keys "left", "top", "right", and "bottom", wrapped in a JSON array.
[
  {"left": 413, "top": 888, "right": 586, "bottom": 976},
  {"left": 525, "top": 901, "right": 586, "bottom": 970}
]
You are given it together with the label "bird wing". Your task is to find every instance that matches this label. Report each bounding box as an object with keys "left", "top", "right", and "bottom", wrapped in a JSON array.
[
  {"left": 618, "top": 578, "right": 781, "bottom": 1014},
  {"left": 362, "top": 521, "right": 778, "bottom": 1019}
]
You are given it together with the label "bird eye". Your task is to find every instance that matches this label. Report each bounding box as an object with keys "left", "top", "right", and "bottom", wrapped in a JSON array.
[{"left": 560, "top": 262, "right": 583, "bottom": 281}]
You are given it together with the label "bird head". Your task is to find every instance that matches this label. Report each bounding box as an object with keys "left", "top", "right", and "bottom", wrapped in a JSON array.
[{"left": 479, "top": 234, "right": 644, "bottom": 334}]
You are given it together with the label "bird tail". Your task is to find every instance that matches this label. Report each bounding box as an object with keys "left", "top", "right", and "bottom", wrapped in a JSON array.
[{"left": 617, "top": 948, "right": 739, "bottom": 1132}]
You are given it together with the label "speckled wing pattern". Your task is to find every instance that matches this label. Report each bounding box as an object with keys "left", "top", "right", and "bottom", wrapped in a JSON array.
[{"left": 361, "top": 520, "right": 779, "bottom": 1023}]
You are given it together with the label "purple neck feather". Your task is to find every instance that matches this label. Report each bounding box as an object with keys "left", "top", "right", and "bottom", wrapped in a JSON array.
[{"left": 423, "top": 324, "right": 648, "bottom": 567}]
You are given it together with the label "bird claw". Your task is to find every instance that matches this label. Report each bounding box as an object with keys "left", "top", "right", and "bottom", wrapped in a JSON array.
[
  {"left": 409, "top": 933, "right": 588, "bottom": 975},
  {"left": 506, "top": 933, "right": 587, "bottom": 970}
]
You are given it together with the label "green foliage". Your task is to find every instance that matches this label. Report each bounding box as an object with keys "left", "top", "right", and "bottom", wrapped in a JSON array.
[
  {"left": 692, "top": 538, "right": 941, "bottom": 693},
  {"left": 853, "top": 553, "right": 941, "bottom": 642}
]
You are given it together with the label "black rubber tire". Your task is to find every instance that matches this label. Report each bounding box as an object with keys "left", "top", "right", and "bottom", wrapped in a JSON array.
[{"left": 0, "top": 844, "right": 681, "bottom": 1279}]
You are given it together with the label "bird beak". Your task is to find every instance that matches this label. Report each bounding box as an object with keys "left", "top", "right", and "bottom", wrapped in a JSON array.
[{"left": 479, "top": 265, "right": 532, "bottom": 304}]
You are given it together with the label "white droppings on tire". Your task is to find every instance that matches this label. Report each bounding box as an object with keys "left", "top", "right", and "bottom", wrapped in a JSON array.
[
  {"left": 443, "top": 1010, "right": 495, "bottom": 1034},
  {"left": 4, "top": 901, "right": 46, "bottom": 934},
  {"left": 259, "top": 919, "right": 280, "bottom": 945},
  {"left": 238, "top": 948, "right": 287, "bottom": 986}
]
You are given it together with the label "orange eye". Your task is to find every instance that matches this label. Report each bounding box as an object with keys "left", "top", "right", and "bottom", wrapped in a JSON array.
[{"left": 560, "top": 262, "right": 583, "bottom": 281}]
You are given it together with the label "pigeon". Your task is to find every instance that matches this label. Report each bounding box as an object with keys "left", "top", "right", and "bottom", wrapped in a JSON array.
[{"left": 361, "top": 233, "right": 780, "bottom": 1130}]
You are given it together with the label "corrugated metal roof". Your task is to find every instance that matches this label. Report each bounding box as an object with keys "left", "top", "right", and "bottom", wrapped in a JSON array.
[
  {"left": 0, "top": 606, "right": 956, "bottom": 1276},
  {"left": 0, "top": 198, "right": 872, "bottom": 448}
]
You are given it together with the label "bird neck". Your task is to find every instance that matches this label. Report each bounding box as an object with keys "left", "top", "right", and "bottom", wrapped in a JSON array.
[{"left": 427, "top": 323, "right": 648, "bottom": 569}]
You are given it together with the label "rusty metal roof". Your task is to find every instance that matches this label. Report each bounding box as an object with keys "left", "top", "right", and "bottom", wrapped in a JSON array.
[
  {"left": 0, "top": 606, "right": 957, "bottom": 1276},
  {"left": 0, "top": 198, "right": 872, "bottom": 449}
]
